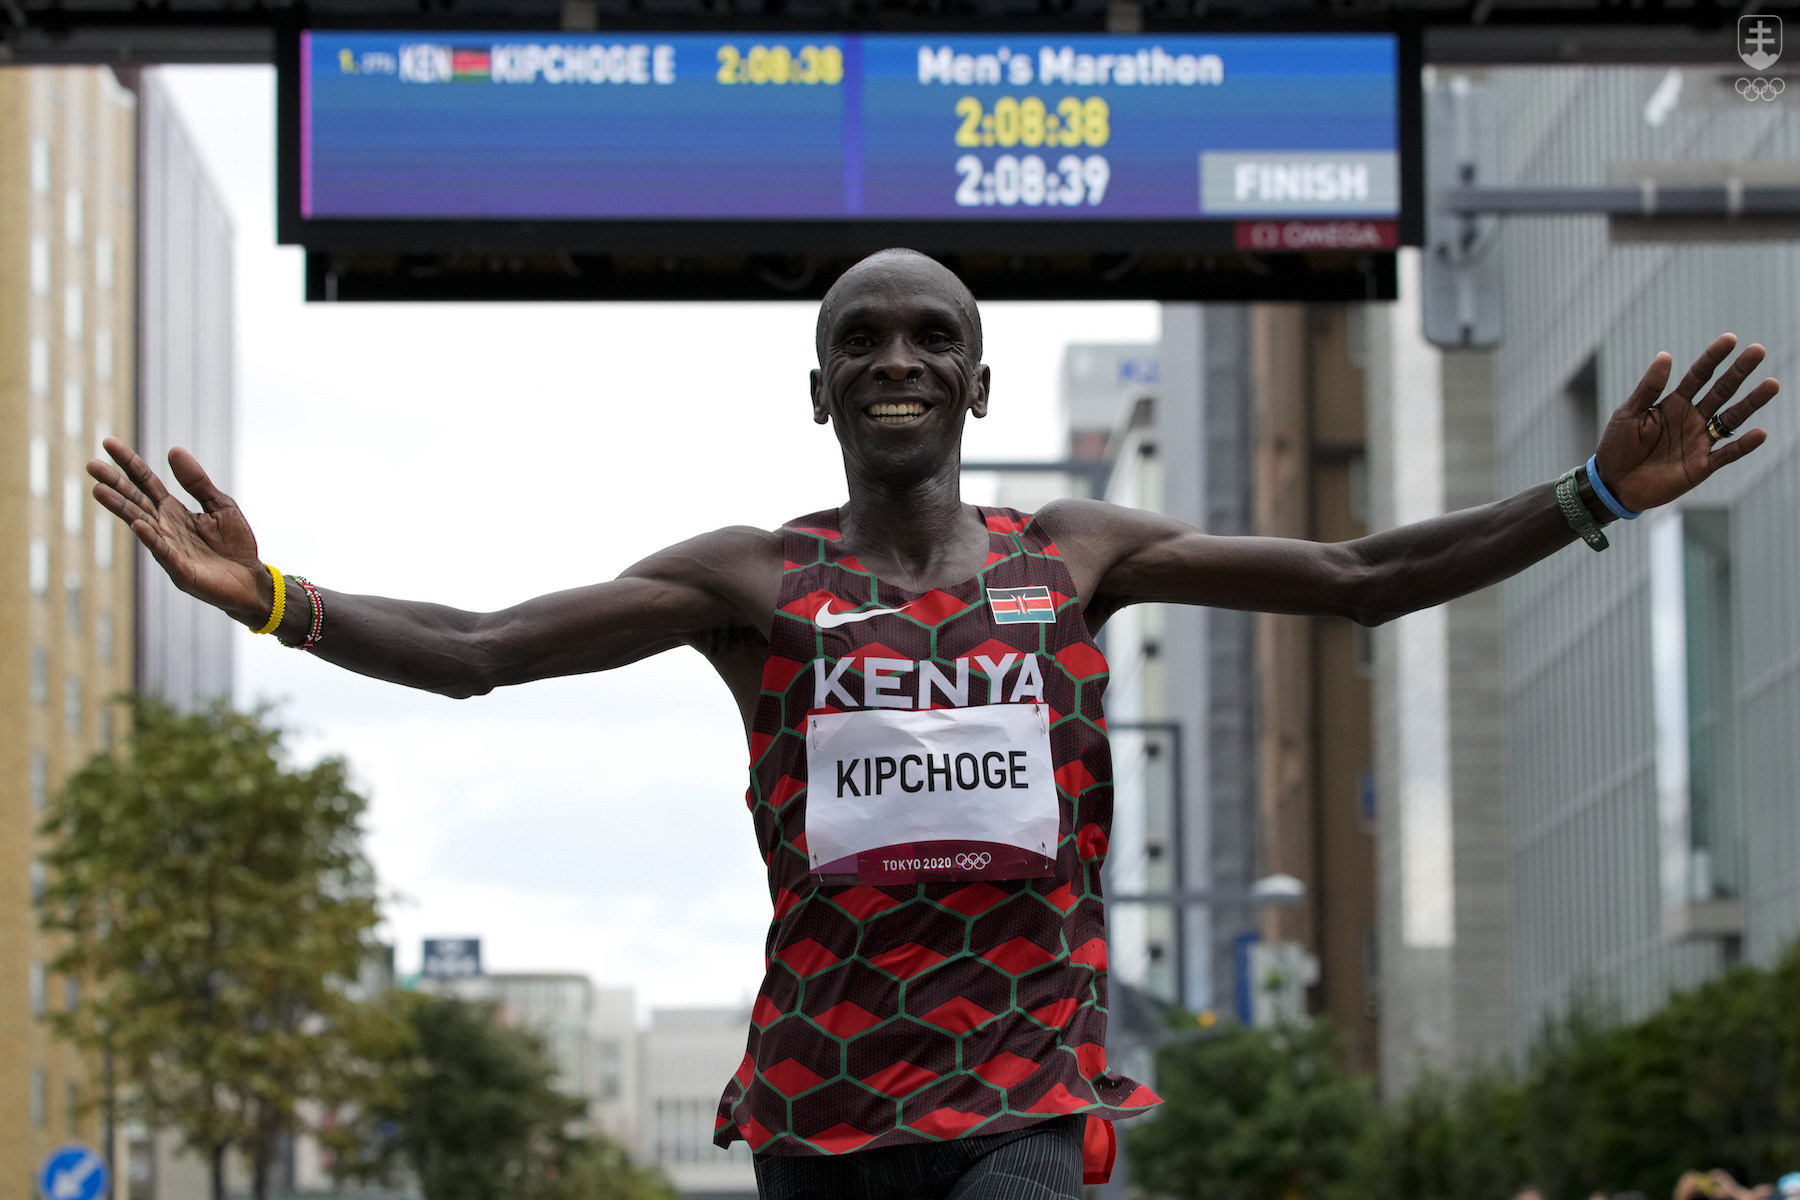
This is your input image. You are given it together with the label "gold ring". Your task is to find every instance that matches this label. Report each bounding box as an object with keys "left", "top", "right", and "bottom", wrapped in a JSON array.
[{"left": 1707, "top": 413, "right": 1734, "bottom": 443}]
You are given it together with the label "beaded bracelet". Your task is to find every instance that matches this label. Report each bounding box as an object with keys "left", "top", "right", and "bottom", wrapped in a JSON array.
[
  {"left": 287, "top": 576, "right": 325, "bottom": 651},
  {"left": 251, "top": 564, "right": 286, "bottom": 635}
]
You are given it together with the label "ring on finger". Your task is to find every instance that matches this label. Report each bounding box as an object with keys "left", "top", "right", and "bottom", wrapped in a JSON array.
[{"left": 1707, "top": 413, "right": 1735, "bottom": 443}]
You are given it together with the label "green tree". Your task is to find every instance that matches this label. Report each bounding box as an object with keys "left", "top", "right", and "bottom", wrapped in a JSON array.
[
  {"left": 331, "top": 992, "right": 676, "bottom": 1200},
  {"left": 1129, "top": 1021, "right": 1374, "bottom": 1200},
  {"left": 1346, "top": 1070, "right": 1531, "bottom": 1200},
  {"left": 1349, "top": 941, "right": 1800, "bottom": 1200},
  {"left": 37, "top": 697, "right": 397, "bottom": 1200}
]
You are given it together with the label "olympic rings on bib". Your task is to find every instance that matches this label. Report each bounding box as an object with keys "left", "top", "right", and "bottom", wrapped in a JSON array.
[
  {"left": 1737, "top": 76, "right": 1786, "bottom": 101},
  {"left": 954, "top": 852, "right": 992, "bottom": 871}
]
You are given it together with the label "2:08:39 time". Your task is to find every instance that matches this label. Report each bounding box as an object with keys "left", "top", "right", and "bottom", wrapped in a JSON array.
[{"left": 955, "top": 153, "right": 1110, "bottom": 208}]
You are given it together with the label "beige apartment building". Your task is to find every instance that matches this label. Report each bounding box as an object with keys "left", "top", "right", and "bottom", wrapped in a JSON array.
[
  {"left": 2, "top": 65, "right": 234, "bottom": 1197},
  {"left": 0, "top": 64, "right": 140, "bottom": 1187}
]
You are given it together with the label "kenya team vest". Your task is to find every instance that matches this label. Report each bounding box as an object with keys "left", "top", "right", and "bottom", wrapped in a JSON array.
[{"left": 713, "top": 507, "right": 1160, "bottom": 1158}]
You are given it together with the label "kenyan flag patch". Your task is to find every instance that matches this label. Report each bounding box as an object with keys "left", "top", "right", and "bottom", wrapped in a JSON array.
[{"left": 986, "top": 586, "right": 1056, "bottom": 624}]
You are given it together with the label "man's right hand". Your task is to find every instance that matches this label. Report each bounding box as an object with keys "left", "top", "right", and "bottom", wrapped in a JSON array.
[{"left": 88, "top": 437, "right": 274, "bottom": 629}]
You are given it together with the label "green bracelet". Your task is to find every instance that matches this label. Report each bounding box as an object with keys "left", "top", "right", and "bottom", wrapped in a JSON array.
[{"left": 1555, "top": 467, "right": 1609, "bottom": 552}]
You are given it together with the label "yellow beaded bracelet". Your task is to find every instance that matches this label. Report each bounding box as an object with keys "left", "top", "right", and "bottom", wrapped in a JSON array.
[{"left": 252, "top": 563, "right": 286, "bottom": 635}]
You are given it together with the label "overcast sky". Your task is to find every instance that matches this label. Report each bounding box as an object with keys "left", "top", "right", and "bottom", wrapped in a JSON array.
[{"left": 155, "top": 67, "right": 1160, "bottom": 1012}]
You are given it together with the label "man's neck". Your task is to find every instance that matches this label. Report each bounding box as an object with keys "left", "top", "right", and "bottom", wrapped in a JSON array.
[{"left": 839, "top": 464, "right": 985, "bottom": 588}]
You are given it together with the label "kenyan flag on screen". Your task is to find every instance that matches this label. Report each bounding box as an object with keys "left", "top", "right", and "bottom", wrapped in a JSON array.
[
  {"left": 986, "top": 586, "right": 1056, "bottom": 624},
  {"left": 452, "top": 48, "right": 491, "bottom": 80}
]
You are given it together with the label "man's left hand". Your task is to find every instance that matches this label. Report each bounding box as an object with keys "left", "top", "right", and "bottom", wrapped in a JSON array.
[{"left": 1595, "top": 333, "right": 1778, "bottom": 514}]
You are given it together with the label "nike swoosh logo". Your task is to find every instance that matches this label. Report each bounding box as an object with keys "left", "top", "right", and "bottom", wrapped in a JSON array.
[{"left": 815, "top": 600, "right": 911, "bottom": 629}]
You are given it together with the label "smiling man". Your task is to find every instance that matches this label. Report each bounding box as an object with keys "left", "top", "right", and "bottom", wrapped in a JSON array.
[{"left": 91, "top": 248, "right": 1776, "bottom": 1200}]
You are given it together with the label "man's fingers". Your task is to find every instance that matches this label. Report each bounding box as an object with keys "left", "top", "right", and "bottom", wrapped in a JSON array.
[
  {"left": 1696, "top": 343, "right": 1768, "bottom": 418},
  {"left": 1716, "top": 377, "right": 1779, "bottom": 434},
  {"left": 89, "top": 456, "right": 161, "bottom": 517},
  {"left": 105, "top": 436, "right": 175, "bottom": 508},
  {"left": 1666, "top": 332, "right": 1739, "bottom": 407},
  {"left": 92, "top": 482, "right": 154, "bottom": 527},
  {"left": 1622, "top": 351, "right": 1672, "bottom": 416},
  {"left": 167, "top": 446, "right": 235, "bottom": 514},
  {"left": 1708, "top": 426, "right": 1767, "bottom": 470}
]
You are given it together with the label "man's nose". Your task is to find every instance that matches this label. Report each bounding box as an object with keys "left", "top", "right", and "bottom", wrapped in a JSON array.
[{"left": 870, "top": 336, "right": 925, "bottom": 381}]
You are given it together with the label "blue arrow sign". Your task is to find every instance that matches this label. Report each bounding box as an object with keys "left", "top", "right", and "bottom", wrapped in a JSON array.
[{"left": 37, "top": 1146, "right": 107, "bottom": 1200}]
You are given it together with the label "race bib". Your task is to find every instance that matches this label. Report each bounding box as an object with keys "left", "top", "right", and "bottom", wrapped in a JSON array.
[{"left": 805, "top": 703, "right": 1059, "bottom": 885}]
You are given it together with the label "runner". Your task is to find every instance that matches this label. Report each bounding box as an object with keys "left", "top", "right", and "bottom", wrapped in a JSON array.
[{"left": 90, "top": 249, "right": 1776, "bottom": 1200}]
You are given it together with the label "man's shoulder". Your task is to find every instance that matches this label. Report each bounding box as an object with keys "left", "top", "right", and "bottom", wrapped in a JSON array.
[{"left": 1031, "top": 497, "right": 1152, "bottom": 542}]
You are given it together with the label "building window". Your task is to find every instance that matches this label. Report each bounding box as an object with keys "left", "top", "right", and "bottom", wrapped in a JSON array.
[
  {"left": 64, "top": 976, "right": 79, "bottom": 1012},
  {"left": 29, "top": 436, "right": 50, "bottom": 498},
  {"left": 30, "top": 234, "right": 51, "bottom": 295},
  {"left": 95, "top": 235, "right": 112, "bottom": 291},
  {"left": 30, "top": 336, "right": 50, "bottom": 397},
  {"left": 64, "top": 573, "right": 82, "bottom": 634},
  {"left": 97, "top": 610, "right": 113, "bottom": 663},
  {"left": 30, "top": 860, "right": 46, "bottom": 903},
  {"left": 99, "top": 705, "right": 114, "bottom": 753},
  {"left": 95, "top": 328, "right": 112, "bottom": 380},
  {"left": 64, "top": 188, "right": 82, "bottom": 243},
  {"left": 95, "top": 514, "right": 112, "bottom": 570},
  {"left": 64, "top": 379, "right": 83, "bottom": 437},
  {"left": 31, "top": 646, "right": 49, "bottom": 705},
  {"left": 65, "top": 676, "right": 83, "bottom": 736},
  {"left": 1652, "top": 509, "right": 1742, "bottom": 914},
  {"left": 65, "top": 1081, "right": 80, "bottom": 1134},
  {"left": 64, "top": 284, "right": 82, "bottom": 338},
  {"left": 30, "top": 1067, "right": 47, "bottom": 1128},
  {"left": 30, "top": 962, "right": 46, "bottom": 1017},
  {"left": 30, "top": 539, "right": 50, "bottom": 596},
  {"left": 1561, "top": 354, "right": 1600, "bottom": 466},
  {"left": 29, "top": 749, "right": 48, "bottom": 809},
  {"left": 63, "top": 475, "right": 83, "bottom": 536},
  {"left": 31, "top": 135, "right": 50, "bottom": 194}
]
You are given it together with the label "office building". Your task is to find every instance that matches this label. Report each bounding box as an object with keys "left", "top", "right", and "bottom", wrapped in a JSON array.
[
  {"left": 1, "top": 65, "right": 235, "bottom": 1193},
  {"left": 0, "top": 63, "right": 140, "bottom": 1187},
  {"left": 1369, "top": 67, "right": 1800, "bottom": 1092},
  {"left": 133, "top": 70, "right": 235, "bottom": 712},
  {"left": 1243, "top": 305, "right": 1380, "bottom": 1068},
  {"left": 1487, "top": 67, "right": 1800, "bottom": 1043},
  {"left": 639, "top": 1006, "right": 757, "bottom": 1199},
  {"left": 1363, "top": 250, "right": 1511, "bottom": 1091}
]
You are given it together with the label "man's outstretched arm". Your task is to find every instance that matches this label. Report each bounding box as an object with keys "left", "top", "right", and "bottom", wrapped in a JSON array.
[
  {"left": 1048, "top": 334, "right": 1778, "bottom": 626},
  {"left": 88, "top": 438, "right": 779, "bottom": 698}
]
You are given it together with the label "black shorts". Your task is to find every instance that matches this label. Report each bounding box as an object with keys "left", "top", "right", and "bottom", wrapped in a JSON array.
[{"left": 751, "top": 1115, "right": 1085, "bottom": 1200}]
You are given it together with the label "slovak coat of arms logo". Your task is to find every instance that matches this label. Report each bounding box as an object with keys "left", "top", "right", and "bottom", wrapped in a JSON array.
[{"left": 1739, "top": 14, "right": 1782, "bottom": 71}]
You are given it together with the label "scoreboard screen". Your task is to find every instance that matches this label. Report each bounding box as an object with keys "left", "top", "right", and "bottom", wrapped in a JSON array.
[{"left": 289, "top": 29, "right": 1404, "bottom": 231}]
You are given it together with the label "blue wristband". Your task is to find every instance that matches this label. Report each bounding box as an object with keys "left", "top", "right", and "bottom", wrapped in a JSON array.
[{"left": 1586, "top": 455, "right": 1639, "bottom": 520}]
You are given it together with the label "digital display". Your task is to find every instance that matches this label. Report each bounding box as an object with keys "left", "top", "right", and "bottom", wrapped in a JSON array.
[{"left": 299, "top": 30, "right": 1400, "bottom": 224}]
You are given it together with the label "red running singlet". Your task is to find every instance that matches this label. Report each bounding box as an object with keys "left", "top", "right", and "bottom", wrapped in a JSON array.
[{"left": 714, "top": 508, "right": 1159, "bottom": 1171}]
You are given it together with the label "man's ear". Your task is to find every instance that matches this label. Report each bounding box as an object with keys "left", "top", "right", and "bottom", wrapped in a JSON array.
[
  {"left": 810, "top": 368, "right": 830, "bottom": 424},
  {"left": 970, "top": 364, "right": 991, "bottom": 419}
]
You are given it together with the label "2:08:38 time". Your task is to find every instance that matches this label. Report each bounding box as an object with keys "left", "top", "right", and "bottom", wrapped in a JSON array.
[{"left": 955, "top": 153, "right": 1110, "bottom": 208}]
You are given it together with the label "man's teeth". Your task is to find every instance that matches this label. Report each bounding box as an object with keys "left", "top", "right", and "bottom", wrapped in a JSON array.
[{"left": 869, "top": 403, "right": 927, "bottom": 425}]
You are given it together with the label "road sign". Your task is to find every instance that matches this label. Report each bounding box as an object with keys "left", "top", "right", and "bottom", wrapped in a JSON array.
[
  {"left": 37, "top": 1146, "right": 107, "bottom": 1200},
  {"left": 421, "top": 937, "right": 481, "bottom": 980}
]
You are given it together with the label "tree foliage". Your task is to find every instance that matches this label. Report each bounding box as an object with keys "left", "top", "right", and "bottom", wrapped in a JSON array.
[
  {"left": 37, "top": 697, "right": 400, "bottom": 1200},
  {"left": 1131, "top": 945, "right": 1800, "bottom": 1200},
  {"left": 329, "top": 991, "right": 678, "bottom": 1200},
  {"left": 1129, "top": 1020, "right": 1374, "bottom": 1200}
]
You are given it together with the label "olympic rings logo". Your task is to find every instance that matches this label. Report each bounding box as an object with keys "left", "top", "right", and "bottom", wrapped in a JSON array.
[
  {"left": 954, "top": 852, "right": 992, "bottom": 871},
  {"left": 1737, "top": 77, "right": 1786, "bottom": 101}
]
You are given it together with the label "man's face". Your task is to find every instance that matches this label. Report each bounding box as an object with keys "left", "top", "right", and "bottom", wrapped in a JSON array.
[{"left": 811, "top": 257, "right": 989, "bottom": 485}]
